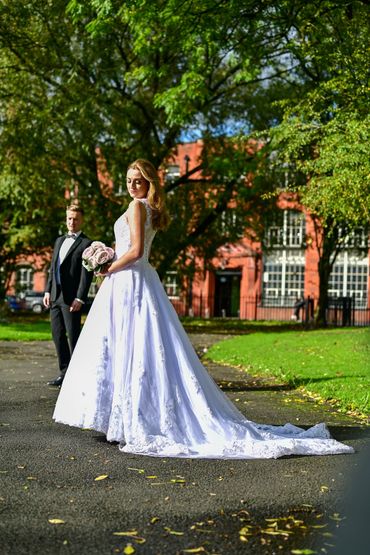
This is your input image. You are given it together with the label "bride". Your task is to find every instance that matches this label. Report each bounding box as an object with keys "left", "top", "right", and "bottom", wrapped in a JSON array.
[{"left": 53, "top": 159, "right": 354, "bottom": 459}]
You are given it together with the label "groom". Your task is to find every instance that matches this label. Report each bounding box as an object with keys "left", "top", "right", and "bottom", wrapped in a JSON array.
[{"left": 43, "top": 203, "right": 93, "bottom": 386}]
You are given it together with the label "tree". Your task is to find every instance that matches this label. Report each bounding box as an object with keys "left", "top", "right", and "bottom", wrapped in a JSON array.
[
  {"left": 256, "top": 0, "right": 370, "bottom": 322},
  {"left": 0, "top": 0, "right": 293, "bottom": 294}
]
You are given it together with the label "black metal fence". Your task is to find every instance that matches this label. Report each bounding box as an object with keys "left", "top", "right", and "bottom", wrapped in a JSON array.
[{"left": 169, "top": 294, "right": 370, "bottom": 326}]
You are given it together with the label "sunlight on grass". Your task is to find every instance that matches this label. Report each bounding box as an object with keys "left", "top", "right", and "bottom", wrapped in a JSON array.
[
  {"left": 0, "top": 320, "right": 51, "bottom": 341},
  {"left": 206, "top": 328, "right": 370, "bottom": 417}
]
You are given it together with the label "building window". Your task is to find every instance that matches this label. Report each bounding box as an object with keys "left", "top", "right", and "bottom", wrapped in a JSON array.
[
  {"left": 16, "top": 266, "right": 34, "bottom": 292},
  {"left": 265, "top": 209, "right": 306, "bottom": 249},
  {"left": 263, "top": 210, "right": 306, "bottom": 305},
  {"left": 163, "top": 271, "right": 180, "bottom": 299},
  {"left": 328, "top": 253, "right": 368, "bottom": 308},
  {"left": 262, "top": 251, "right": 305, "bottom": 305},
  {"left": 165, "top": 164, "right": 180, "bottom": 184}
]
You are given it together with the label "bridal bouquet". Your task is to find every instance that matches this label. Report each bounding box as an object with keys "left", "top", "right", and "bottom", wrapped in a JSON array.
[{"left": 82, "top": 241, "right": 115, "bottom": 274}]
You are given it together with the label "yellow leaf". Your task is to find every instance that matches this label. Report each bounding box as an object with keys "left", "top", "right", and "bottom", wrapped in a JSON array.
[
  {"left": 94, "top": 474, "right": 109, "bottom": 481},
  {"left": 320, "top": 485, "right": 329, "bottom": 492},
  {"left": 27, "top": 476, "right": 37, "bottom": 480},
  {"left": 150, "top": 517, "right": 160, "bottom": 524},
  {"left": 133, "top": 537, "right": 146, "bottom": 544},
  {"left": 123, "top": 544, "right": 135, "bottom": 555},
  {"left": 182, "top": 548, "right": 206, "bottom": 553},
  {"left": 170, "top": 478, "right": 186, "bottom": 483},
  {"left": 291, "top": 550, "right": 317, "bottom": 554},
  {"left": 48, "top": 519, "right": 65, "bottom": 525},
  {"left": 146, "top": 475, "right": 158, "bottom": 479},
  {"left": 127, "top": 467, "right": 145, "bottom": 474},
  {"left": 112, "top": 530, "right": 138, "bottom": 537},
  {"left": 164, "top": 527, "right": 184, "bottom": 536}
]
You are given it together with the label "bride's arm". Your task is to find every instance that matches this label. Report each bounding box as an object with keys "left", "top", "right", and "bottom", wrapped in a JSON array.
[{"left": 107, "top": 200, "right": 147, "bottom": 274}]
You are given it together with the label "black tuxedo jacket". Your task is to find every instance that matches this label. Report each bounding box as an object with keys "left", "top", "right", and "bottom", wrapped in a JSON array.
[{"left": 46, "top": 233, "right": 93, "bottom": 305}]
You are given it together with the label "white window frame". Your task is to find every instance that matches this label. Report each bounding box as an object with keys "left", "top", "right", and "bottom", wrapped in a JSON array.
[
  {"left": 328, "top": 252, "right": 368, "bottom": 308},
  {"left": 265, "top": 209, "right": 306, "bottom": 249},
  {"left": 165, "top": 164, "right": 180, "bottom": 184},
  {"left": 17, "top": 266, "right": 34, "bottom": 292},
  {"left": 263, "top": 210, "right": 306, "bottom": 305},
  {"left": 163, "top": 271, "right": 180, "bottom": 299},
  {"left": 263, "top": 250, "right": 305, "bottom": 305}
]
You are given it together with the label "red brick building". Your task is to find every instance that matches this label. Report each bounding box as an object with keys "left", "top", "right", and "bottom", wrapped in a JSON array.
[
  {"left": 8, "top": 141, "right": 370, "bottom": 323},
  {"left": 163, "top": 143, "right": 370, "bottom": 323}
]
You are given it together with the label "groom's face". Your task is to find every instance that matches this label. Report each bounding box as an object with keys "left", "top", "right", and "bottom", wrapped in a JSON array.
[{"left": 66, "top": 210, "right": 83, "bottom": 234}]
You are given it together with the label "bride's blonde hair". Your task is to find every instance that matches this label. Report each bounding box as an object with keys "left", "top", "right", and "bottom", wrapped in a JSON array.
[{"left": 128, "top": 159, "right": 169, "bottom": 230}]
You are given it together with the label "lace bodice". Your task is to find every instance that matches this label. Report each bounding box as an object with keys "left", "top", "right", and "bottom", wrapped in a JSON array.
[{"left": 113, "top": 199, "right": 156, "bottom": 261}]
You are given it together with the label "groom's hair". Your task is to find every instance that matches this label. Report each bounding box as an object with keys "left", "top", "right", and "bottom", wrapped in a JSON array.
[{"left": 66, "top": 202, "right": 84, "bottom": 216}]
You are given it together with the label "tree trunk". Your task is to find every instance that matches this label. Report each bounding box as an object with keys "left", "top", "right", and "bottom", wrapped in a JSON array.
[{"left": 315, "top": 222, "right": 340, "bottom": 325}]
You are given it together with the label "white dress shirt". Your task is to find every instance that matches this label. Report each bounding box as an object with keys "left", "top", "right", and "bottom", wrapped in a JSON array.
[{"left": 56, "top": 231, "right": 82, "bottom": 285}]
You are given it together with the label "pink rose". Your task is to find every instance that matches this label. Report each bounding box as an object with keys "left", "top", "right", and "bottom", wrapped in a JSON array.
[
  {"left": 82, "top": 245, "right": 95, "bottom": 259},
  {"left": 90, "top": 241, "right": 105, "bottom": 251},
  {"left": 95, "top": 250, "right": 111, "bottom": 265},
  {"left": 90, "top": 253, "right": 101, "bottom": 269}
]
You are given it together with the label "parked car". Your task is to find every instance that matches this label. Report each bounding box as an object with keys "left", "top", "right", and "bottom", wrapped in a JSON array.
[
  {"left": 20, "top": 291, "right": 47, "bottom": 313},
  {"left": 5, "top": 295, "right": 26, "bottom": 312}
]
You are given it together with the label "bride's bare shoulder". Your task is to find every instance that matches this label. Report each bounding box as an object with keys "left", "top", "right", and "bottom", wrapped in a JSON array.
[{"left": 127, "top": 199, "right": 147, "bottom": 220}]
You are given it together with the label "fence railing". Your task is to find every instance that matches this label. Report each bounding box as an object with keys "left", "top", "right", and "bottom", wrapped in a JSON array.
[{"left": 169, "top": 294, "right": 370, "bottom": 327}]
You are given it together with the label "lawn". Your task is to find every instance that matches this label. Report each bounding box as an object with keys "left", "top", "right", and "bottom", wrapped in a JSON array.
[
  {"left": 206, "top": 328, "right": 370, "bottom": 417},
  {"left": 0, "top": 319, "right": 51, "bottom": 341}
]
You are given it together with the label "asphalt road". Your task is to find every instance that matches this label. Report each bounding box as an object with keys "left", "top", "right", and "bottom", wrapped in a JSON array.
[{"left": 0, "top": 335, "right": 368, "bottom": 555}]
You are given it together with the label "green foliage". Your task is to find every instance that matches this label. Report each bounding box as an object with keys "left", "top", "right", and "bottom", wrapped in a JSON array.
[
  {"left": 266, "top": 0, "right": 370, "bottom": 226},
  {"left": 0, "top": 0, "right": 285, "bottom": 292},
  {"left": 0, "top": 0, "right": 368, "bottom": 302}
]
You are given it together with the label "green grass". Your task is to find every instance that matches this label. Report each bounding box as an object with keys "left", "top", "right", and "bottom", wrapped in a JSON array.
[
  {"left": 206, "top": 328, "right": 370, "bottom": 417},
  {"left": 0, "top": 319, "right": 52, "bottom": 341}
]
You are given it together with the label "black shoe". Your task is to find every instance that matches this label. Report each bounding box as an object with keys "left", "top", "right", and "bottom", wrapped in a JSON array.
[{"left": 47, "top": 375, "right": 64, "bottom": 387}]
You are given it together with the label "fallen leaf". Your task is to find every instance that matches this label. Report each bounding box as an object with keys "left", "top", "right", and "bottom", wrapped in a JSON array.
[
  {"left": 133, "top": 537, "right": 146, "bottom": 544},
  {"left": 329, "top": 513, "right": 344, "bottom": 521},
  {"left": 123, "top": 544, "right": 135, "bottom": 554},
  {"left": 164, "top": 526, "right": 184, "bottom": 536},
  {"left": 127, "top": 467, "right": 145, "bottom": 474},
  {"left": 146, "top": 475, "right": 158, "bottom": 479},
  {"left": 150, "top": 517, "right": 160, "bottom": 524},
  {"left": 113, "top": 530, "right": 138, "bottom": 537},
  {"left": 291, "top": 550, "right": 317, "bottom": 554},
  {"left": 27, "top": 476, "right": 37, "bottom": 480},
  {"left": 94, "top": 474, "right": 109, "bottom": 481},
  {"left": 320, "top": 485, "right": 329, "bottom": 493},
  {"left": 182, "top": 548, "right": 206, "bottom": 553},
  {"left": 48, "top": 519, "right": 65, "bottom": 525}
]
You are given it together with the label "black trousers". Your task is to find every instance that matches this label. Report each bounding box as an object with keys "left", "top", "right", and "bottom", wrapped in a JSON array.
[{"left": 50, "top": 287, "right": 82, "bottom": 374}]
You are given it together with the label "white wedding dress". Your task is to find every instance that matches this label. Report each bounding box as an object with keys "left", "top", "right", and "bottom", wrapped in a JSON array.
[{"left": 53, "top": 199, "right": 354, "bottom": 459}]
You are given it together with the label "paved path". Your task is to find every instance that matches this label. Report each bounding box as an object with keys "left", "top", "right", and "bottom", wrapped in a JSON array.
[{"left": 0, "top": 336, "right": 368, "bottom": 554}]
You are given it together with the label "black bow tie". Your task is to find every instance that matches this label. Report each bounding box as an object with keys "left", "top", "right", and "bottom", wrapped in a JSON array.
[{"left": 66, "top": 233, "right": 78, "bottom": 239}]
